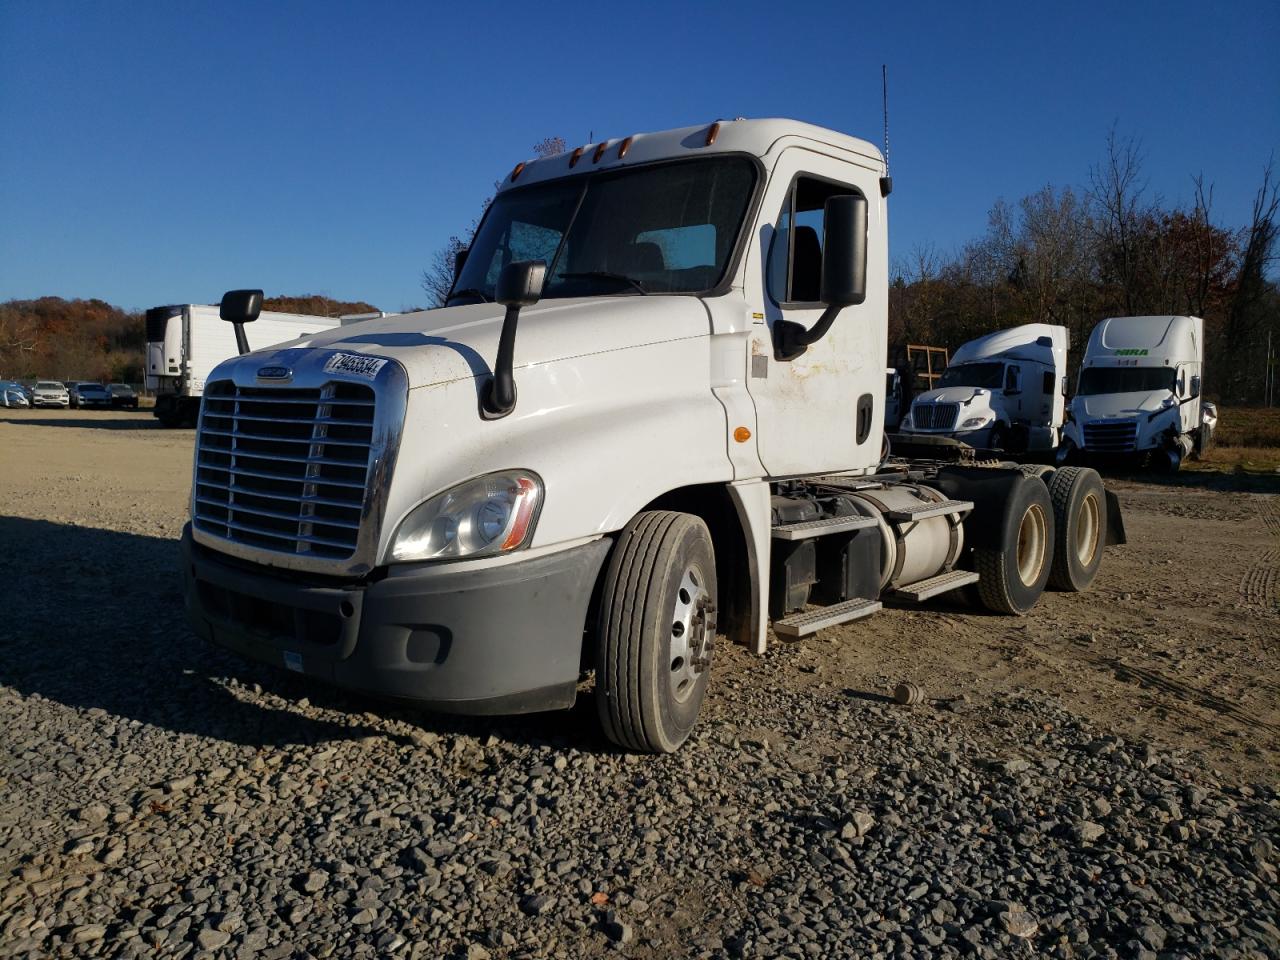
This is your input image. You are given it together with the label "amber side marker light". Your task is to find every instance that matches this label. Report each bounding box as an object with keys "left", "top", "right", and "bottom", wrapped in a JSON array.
[
  {"left": 705, "top": 122, "right": 720, "bottom": 146},
  {"left": 592, "top": 141, "right": 608, "bottom": 163},
  {"left": 618, "top": 136, "right": 633, "bottom": 158},
  {"left": 569, "top": 146, "right": 585, "bottom": 168},
  {"left": 733, "top": 426, "right": 751, "bottom": 443},
  {"left": 510, "top": 161, "right": 526, "bottom": 181}
]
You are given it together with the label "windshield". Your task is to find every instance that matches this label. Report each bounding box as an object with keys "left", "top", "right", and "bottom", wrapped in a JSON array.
[
  {"left": 80, "top": 383, "right": 106, "bottom": 391},
  {"left": 449, "top": 157, "right": 757, "bottom": 303},
  {"left": 937, "top": 362, "right": 1005, "bottom": 389},
  {"left": 36, "top": 382, "right": 62, "bottom": 390},
  {"left": 1078, "top": 366, "right": 1176, "bottom": 396}
]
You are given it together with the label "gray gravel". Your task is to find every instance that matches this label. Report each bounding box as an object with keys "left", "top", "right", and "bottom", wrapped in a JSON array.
[{"left": 1, "top": 518, "right": 1278, "bottom": 959}]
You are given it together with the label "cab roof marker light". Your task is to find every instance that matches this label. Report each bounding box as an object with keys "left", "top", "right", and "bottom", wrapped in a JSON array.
[
  {"left": 592, "top": 141, "right": 608, "bottom": 163},
  {"left": 618, "top": 136, "right": 633, "bottom": 158},
  {"left": 705, "top": 122, "right": 720, "bottom": 146},
  {"left": 568, "top": 146, "right": 585, "bottom": 168},
  {"left": 510, "top": 161, "right": 526, "bottom": 182}
]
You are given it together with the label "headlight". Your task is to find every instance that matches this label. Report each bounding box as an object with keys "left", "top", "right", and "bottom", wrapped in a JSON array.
[
  {"left": 389, "top": 471, "right": 543, "bottom": 562},
  {"left": 961, "top": 416, "right": 993, "bottom": 429}
]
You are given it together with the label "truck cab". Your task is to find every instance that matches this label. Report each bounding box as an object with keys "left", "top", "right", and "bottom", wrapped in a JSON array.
[
  {"left": 1062, "top": 315, "right": 1209, "bottom": 470},
  {"left": 899, "top": 324, "right": 1067, "bottom": 454},
  {"left": 181, "top": 119, "right": 1120, "bottom": 752}
]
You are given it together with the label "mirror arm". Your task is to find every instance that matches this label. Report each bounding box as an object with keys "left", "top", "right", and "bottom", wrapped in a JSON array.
[
  {"left": 233, "top": 325, "right": 250, "bottom": 356},
  {"left": 773, "top": 304, "right": 844, "bottom": 361},
  {"left": 482, "top": 304, "right": 521, "bottom": 419}
]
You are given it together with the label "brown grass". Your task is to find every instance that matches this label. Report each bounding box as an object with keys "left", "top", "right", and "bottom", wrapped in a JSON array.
[{"left": 1214, "top": 406, "right": 1280, "bottom": 448}]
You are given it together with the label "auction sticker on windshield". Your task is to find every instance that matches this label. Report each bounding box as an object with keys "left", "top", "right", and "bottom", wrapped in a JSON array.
[{"left": 323, "top": 353, "right": 387, "bottom": 379}]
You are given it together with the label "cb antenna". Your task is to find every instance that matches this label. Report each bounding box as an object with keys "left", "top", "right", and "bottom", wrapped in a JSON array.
[{"left": 880, "top": 64, "right": 893, "bottom": 197}]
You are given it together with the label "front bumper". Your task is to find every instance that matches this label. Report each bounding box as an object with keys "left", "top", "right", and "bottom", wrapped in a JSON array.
[
  {"left": 182, "top": 526, "right": 611, "bottom": 714},
  {"left": 34, "top": 398, "right": 69, "bottom": 407}
]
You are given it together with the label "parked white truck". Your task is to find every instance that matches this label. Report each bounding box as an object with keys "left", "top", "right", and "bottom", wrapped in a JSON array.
[
  {"left": 898, "top": 323, "right": 1068, "bottom": 454},
  {"left": 1061, "top": 315, "right": 1213, "bottom": 470},
  {"left": 180, "top": 119, "right": 1124, "bottom": 752},
  {"left": 145, "top": 304, "right": 344, "bottom": 426}
]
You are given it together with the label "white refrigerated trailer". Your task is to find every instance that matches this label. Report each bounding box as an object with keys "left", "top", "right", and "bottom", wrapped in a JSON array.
[
  {"left": 180, "top": 119, "right": 1124, "bottom": 752},
  {"left": 144, "top": 304, "right": 344, "bottom": 426}
]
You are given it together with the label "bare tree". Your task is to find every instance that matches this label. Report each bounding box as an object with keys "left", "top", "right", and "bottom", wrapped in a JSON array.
[{"left": 1089, "top": 126, "right": 1148, "bottom": 315}]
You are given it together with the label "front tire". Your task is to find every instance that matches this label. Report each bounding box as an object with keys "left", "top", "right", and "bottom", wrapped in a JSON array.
[
  {"left": 973, "top": 476, "right": 1055, "bottom": 615},
  {"left": 1046, "top": 467, "right": 1105, "bottom": 591},
  {"left": 595, "top": 511, "right": 717, "bottom": 753}
]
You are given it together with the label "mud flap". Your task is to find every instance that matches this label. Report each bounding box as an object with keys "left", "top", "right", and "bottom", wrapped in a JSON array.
[{"left": 1104, "top": 489, "right": 1126, "bottom": 545}]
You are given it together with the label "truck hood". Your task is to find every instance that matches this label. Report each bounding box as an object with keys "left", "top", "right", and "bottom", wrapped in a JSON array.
[
  {"left": 1074, "top": 390, "right": 1173, "bottom": 419},
  {"left": 913, "top": 386, "right": 990, "bottom": 406},
  {"left": 253, "top": 296, "right": 710, "bottom": 389}
]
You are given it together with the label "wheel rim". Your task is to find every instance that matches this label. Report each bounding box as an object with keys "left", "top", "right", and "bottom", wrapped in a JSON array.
[
  {"left": 1076, "top": 492, "right": 1100, "bottom": 567},
  {"left": 1015, "top": 503, "right": 1047, "bottom": 587},
  {"left": 668, "top": 565, "right": 713, "bottom": 704}
]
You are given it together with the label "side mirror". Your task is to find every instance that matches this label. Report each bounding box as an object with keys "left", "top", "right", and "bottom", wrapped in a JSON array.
[
  {"left": 453, "top": 248, "right": 470, "bottom": 284},
  {"left": 820, "top": 194, "right": 869, "bottom": 307},
  {"left": 220, "top": 289, "right": 263, "bottom": 325},
  {"left": 773, "top": 193, "right": 868, "bottom": 361},
  {"left": 496, "top": 259, "right": 546, "bottom": 307},
  {"left": 220, "top": 289, "right": 263, "bottom": 356}
]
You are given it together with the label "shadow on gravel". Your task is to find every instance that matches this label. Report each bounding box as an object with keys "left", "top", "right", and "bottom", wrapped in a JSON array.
[
  {"left": 0, "top": 516, "right": 599, "bottom": 753},
  {"left": 1099, "top": 467, "right": 1280, "bottom": 494},
  {"left": 0, "top": 414, "right": 163, "bottom": 430}
]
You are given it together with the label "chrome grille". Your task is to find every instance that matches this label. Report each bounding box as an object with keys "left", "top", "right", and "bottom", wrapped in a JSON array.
[
  {"left": 910, "top": 402, "right": 959, "bottom": 431},
  {"left": 193, "top": 381, "right": 376, "bottom": 559},
  {"left": 1083, "top": 419, "right": 1138, "bottom": 452}
]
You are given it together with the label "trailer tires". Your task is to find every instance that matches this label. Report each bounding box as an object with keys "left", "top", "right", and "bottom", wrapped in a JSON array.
[
  {"left": 1045, "top": 466, "right": 1105, "bottom": 592},
  {"left": 595, "top": 511, "right": 717, "bottom": 753},
  {"left": 972, "top": 477, "right": 1055, "bottom": 615}
]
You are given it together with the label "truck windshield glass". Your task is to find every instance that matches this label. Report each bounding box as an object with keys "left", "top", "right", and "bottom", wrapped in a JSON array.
[
  {"left": 449, "top": 157, "right": 757, "bottom": 303},
  {"left": 937, "top": 362, "right": 1005, "bottom": 389},
  {"left": 1078, "top": 367, "right": 1176, "bottom": 395}
]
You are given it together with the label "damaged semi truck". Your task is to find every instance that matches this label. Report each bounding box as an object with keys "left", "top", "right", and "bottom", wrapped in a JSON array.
[{"left": 180, "top": 119, "right": 1124, "bottom": 752}]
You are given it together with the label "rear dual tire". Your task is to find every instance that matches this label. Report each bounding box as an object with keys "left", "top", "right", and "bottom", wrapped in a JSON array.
[
  {"left": 973, "top": 476, "right": 1055, "bottom": 616},
  {"left": 1045, "top": 466, "right": 1105, "bottom": 592}
]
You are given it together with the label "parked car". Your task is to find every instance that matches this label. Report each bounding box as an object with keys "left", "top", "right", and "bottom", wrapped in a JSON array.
[
  {"left": 74, "top": 382, "right": 114, "bottom": 409},
  {"left": 108, "top": 383, "right": 139, "bottom": 409},
  {"left": 32, "top": 381, "right": 70, "bottom": 408},
  {"left": 65, "top": 382, "right": 82, "bottom": 408},
  {"left": 0, "top": 380, "right": 30, "bottom": 408}
]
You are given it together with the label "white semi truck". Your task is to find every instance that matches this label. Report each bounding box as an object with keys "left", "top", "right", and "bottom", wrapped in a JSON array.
[
  {"left": 180, "top": 119, "right": 1124, "bottom": 752},
  {"left": 145, "top": 304, "right": 344, "bottom": 426},
  {"left": 1061, "top": 315, "right": 1214, "bottom": 470},
  {"left": 898, "top": 323, "right": 1068, "bottom": 454}
]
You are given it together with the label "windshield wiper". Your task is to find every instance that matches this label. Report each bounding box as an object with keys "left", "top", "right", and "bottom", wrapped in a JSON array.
[
  {"left": 557, "top": 271, "right": 649, "bottom": 294},
  {"left": 448, "top": 287, "right": 490, "bottom": 304}
]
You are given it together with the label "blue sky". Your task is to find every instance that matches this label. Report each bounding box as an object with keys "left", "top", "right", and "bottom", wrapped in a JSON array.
[{"left": 2, "top": 0, "right": 1277, "bottom": 312}]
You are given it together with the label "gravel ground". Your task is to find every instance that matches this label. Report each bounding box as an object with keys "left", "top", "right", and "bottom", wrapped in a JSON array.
[{"left": 1, "top": 410, "right": 1278, "bottom": 959}]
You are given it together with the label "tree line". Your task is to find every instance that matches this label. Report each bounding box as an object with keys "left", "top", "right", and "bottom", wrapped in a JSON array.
[
  {"left": 0, "top": 295, "right": 378, "bottom": 383},
  {"left": 889, "top": 130, "right": 1278, "bottom": 404}
]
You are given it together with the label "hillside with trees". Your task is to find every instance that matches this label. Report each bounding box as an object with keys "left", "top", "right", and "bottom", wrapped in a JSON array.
[{"left": 0, "top": 295, "right": 379, "bottom": 383}]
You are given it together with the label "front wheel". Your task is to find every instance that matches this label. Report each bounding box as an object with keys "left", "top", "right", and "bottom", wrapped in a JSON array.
[{"left": 595, "top": 511, "right": 717, "bottom": 753}]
